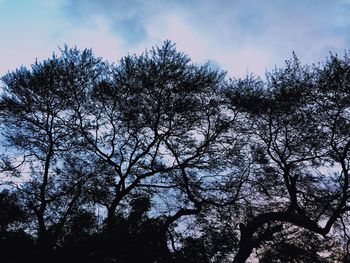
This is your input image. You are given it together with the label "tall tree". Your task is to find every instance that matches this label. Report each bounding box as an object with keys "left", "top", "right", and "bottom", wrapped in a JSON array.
[
  {"left": 0, "top": 46, "right": 105, "bottom": 259},
  {"left": 227, "top": 54, "right": 350, "bottom": 263},
  {"left": 66, "top": 41, "right": 239, "bottom": 235}
]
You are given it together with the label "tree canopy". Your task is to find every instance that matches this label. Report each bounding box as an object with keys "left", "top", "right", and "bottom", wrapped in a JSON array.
[{"left": 1, "top": 42, "right": 350, "bottom": 262}]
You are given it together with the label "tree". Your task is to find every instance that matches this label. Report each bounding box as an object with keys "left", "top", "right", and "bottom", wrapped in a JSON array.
[
  {"left": 259, "top": 228, "right": 335, "bottom": 263},
  {"left": 65, "top": 41, "right": 239, "bottom": 236},
  {"left": 0, "top": 46, "right": 106, "bottom": 260},
  {"left": 3, "top": 41, "right": 350, "bottom": 262},
  {"left": 0, "top": 42, "right": 243, "bottom": 262},
  {"left": 227, "top": 54, "right": 350, "bottom": 263},
  {"left": 0, "top": 189, "right": 34, "bottom": 262}
]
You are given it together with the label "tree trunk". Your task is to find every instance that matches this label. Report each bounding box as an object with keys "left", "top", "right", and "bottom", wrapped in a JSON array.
[
  {"left": 232, "top": 223, "right": 256, "bottom": 263},
  {"left": 36, "top": 230, "right": 54, "bottom": 262}
]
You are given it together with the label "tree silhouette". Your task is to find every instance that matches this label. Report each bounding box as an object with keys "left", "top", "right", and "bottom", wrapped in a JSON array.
[
  {"left": 0, "top": 47, "right": 105, "bottom": 260},
  {"left": 1, "top": 42, "right": 350, "bottom": 262},
  {"left": 0, "top": 190, "right": 34, "bottom": 262},
  {"left": 227, "top": 54, "right": 350, "bottom": 263}
]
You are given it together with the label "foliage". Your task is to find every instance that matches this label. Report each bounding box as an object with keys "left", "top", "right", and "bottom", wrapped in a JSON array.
[{"left": 1, "top": 42, "right": 350, "bottom": 262}]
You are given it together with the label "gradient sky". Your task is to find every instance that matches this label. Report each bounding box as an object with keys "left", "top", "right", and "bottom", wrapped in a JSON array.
[{"left": 1, "top": 0, "right": 350, "bottom": 77}]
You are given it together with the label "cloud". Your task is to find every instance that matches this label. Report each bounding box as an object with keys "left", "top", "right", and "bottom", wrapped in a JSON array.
[
  {"left": 61, "top": 15, "right": 126, "bottom": 62},
  {"left": 2, "top": 0, "right": 350, "bottom": 77},
  {"left": 61, "top": 0, "right": 153, "bottom": 45},
  {"left": 0, "top": 0, "right": 63, "bottom": 75},
  {"left": 0, "top": 0, "right": 126, "bottom": 75},
  {"left": 54, "top": 0, "right": 350, "bottom": 76}
]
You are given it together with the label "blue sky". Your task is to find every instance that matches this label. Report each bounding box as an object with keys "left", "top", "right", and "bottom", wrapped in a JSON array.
[{"left": 1, "top": 0, "right": 350, "bottom": 77}]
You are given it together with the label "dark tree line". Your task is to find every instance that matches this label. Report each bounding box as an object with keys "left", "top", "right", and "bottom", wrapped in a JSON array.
[{"left": 1, "top": 42, "right": 350, "bottom": 262}]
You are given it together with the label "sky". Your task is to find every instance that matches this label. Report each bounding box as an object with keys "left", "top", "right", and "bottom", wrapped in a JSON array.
[{"left": 1, "top": 0, "right": 350, "bottom": 77}]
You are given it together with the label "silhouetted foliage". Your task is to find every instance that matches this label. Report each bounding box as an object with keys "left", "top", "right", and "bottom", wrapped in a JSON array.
[
  {"left": 1, "top": 42, "right": 350, "bottom": 262},
  {"left": 0, "top": 190, "right": 34, "bottom": 262}
]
